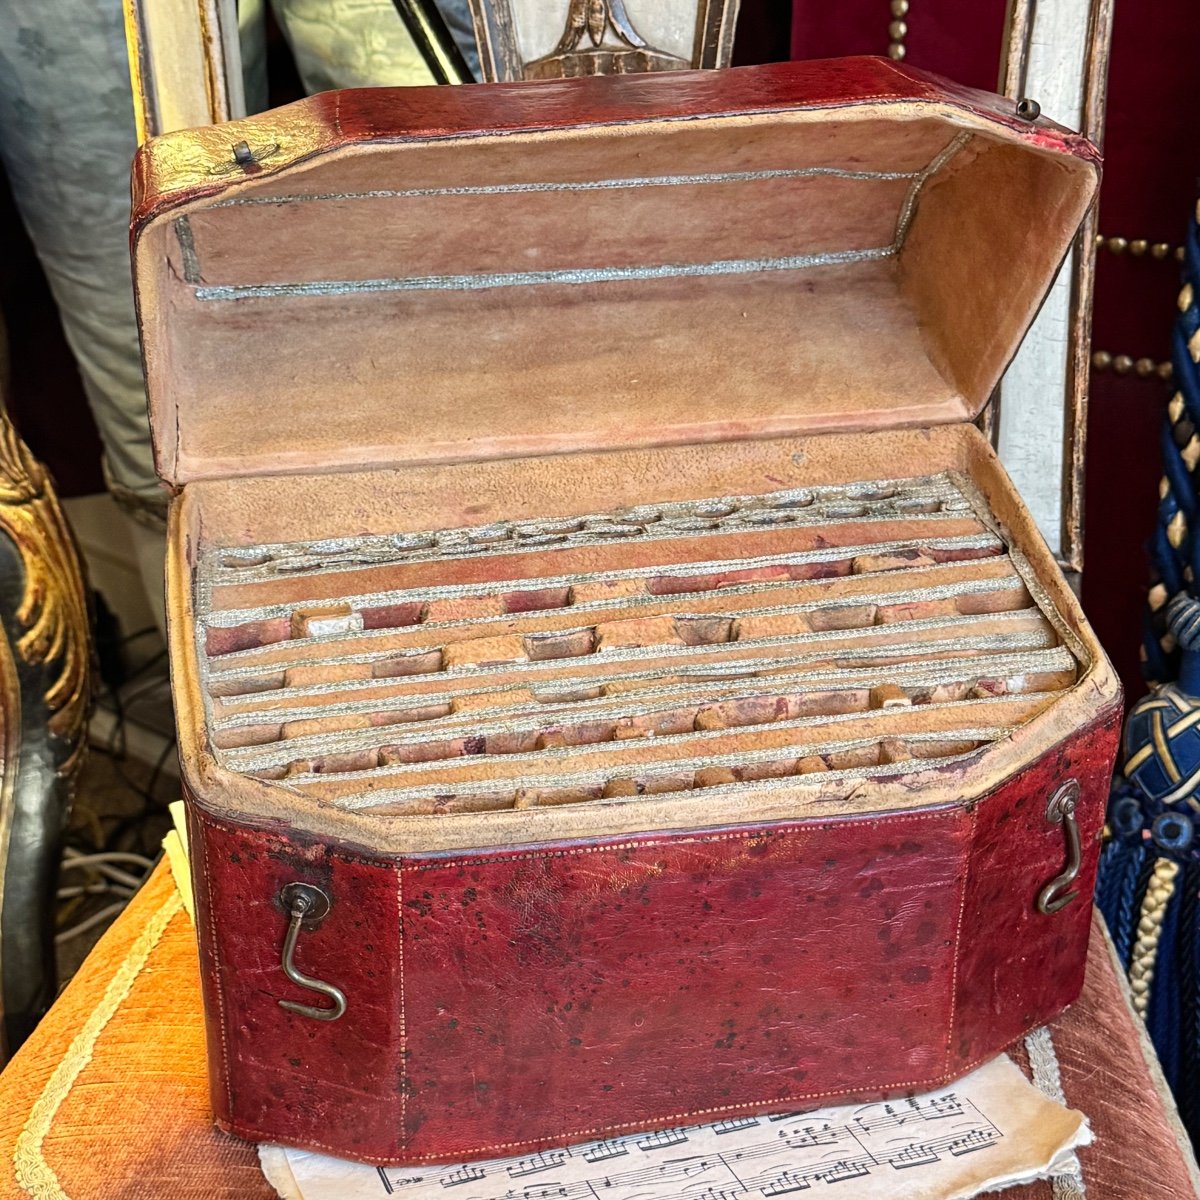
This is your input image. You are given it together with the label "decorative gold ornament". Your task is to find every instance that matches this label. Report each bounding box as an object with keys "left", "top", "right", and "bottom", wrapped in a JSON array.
[
  {"left": 1096, "top": 234, "right": 1183, "bottom": 261},
  {"left": 887, "top": 0, "right": 909, "bottom": 60},
  {"left": 0, "top": 408, "right": 90, "bottom": 757},
  {"left": 1091, "top": 350, "right": 1172, "bottom": 380}
]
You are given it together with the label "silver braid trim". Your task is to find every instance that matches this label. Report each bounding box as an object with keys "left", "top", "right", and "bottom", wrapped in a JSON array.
[{"left": 1024, "top": 1025, "right": 1086, "bottom": 1199}]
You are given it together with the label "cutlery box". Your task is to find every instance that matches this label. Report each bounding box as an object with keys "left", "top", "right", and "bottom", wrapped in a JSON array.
[{"left": 130, "top": 55, "right": 1122, "bottom": 1165}]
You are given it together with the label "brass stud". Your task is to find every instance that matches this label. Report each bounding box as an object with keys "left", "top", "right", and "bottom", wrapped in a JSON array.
[
  {"left": 1113, "top": 355, "right": 1134, "bottom": 375},
  {"left": 1108, "top": 236, "right": 1128, "bottom": 254},
  {"left": 1095, "top": 232, "right": 1106, "bottom": 248},
  {"left": 1136, "top": 357, "right": 1157, "bottom": 378},
  {"left": 1092, "top": 350, "right": 1112, "bottom": 370},
  {"left": 1178, "top": 246, "right": 1188, "bottom": 262},
  {"left": 1131, "top": 239, "right": 1149, "bottom": 256},
  {"left": 1160, "top": 361, "right": 1176, "bottom": 381},
  {"left": 1152, "top": 243, "right": 1171, "bottom": 260},
  {"left": 890, "top": 0, "right": 909, "bottom": 13},
  {"left": 887, "top": 42, "right": 906, "bottom": 59},
  {"left": 888, "top": 19, "right": 908, "bottom": 39}
]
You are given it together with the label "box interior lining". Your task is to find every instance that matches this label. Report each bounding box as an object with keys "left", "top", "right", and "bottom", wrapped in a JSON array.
[
  {"left": 190, "top": 469, "right": 1081, "bottom": 816},
  {"left": 139, "top": 110, "right": 1095, "bottom": 484}
]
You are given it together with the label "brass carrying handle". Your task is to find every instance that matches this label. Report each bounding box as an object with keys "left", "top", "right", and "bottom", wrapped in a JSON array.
[
  {"left": 1037, "top": 780, "right": 1082, "bottom": 915},
  {"left": 277, "top": 882, "right": 347, "bottom": 1022}
]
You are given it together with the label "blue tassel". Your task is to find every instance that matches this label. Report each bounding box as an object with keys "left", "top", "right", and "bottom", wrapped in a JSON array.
[{"left": 1107, "top": 202, "right": 1200, "bottom": 1145}]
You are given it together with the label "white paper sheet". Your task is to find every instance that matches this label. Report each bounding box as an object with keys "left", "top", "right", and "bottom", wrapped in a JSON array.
[{"left": 259, "top": 1055, "right": 1090, "bottom": 1200}]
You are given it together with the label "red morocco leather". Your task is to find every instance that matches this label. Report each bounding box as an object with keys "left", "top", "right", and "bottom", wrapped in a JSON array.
[
  {"left": 135, "top": 54, "right": 1122, "bottom": 1164},
  {"left": 186, "top": 706, "right": 1118, "bottom": 1164}
]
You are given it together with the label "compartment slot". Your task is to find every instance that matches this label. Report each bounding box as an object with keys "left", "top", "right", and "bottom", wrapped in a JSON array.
[
  {"left": 194, "top": 474, "right": 1081, "bottom": 811},
  {"left": 264, "top": 728, "right": 1011, "bottom": 816},
  {"left": 203, "top": 554, "right": 1024, "bottom": 688},
  {"left": 219, "top": 645, "right": 1076, "bottom": 773},
  {"left": 210, "top": 607, "right": 1057, "bottom": 731},
  {"left": 259, "top": 694, "right": 1058, "bottom": 800},
  {"left": 202, "top": 526, "right": 1004, "bottom": 656}
]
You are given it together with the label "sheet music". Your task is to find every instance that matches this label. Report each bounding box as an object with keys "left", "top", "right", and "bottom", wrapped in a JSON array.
[{"left": 260, "top": 1056, "right": 1090, "bottom": 1200}]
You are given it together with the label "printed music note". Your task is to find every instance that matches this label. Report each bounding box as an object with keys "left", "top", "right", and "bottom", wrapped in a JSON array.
[
  {"left": 581, "top": 1141, "right": 629, "bottom": 1165},
  {"left": 781, "top": 1124, "right": 839, "bottom": 1150},
  {"left": 633, "top": 1128, "right": 688, "bottom": 1152},
  {"left": 440, "top": 1165, "right": 486, "bottom": 1187},
  {"left": 712, "top": 1117, "right": 760, "bottom": 1136},
  {"left": 508, "top": 1152, "right": 568, "bottom": 1179},
  {"left": 924, "top": 1094, "right": 965, "bottom": 1120},
  {"left": 760, "top": 1170, "right": 813, "bottom": 1195},
  {"left": 949, "top": 1129, "right": 997, "bottom": 1157},
  {"left": 887, "top": 1143, "right": 941, "bottom": 1170},
  {"left": 818, "top": 1159, "right": 872, "bottom": 1184}
]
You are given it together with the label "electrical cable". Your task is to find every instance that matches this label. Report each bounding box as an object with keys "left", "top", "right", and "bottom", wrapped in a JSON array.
[{"left": 55, "top": 901, "right": 131, "bottom": 945}]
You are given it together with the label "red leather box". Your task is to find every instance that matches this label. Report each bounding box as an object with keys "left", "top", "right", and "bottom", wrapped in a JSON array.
[{"left": 131, "top": 56, "right": 1122, "bottom": 1165}]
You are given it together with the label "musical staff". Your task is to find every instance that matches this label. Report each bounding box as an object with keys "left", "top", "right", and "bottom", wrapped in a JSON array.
[
  {"left": 380, "top": 1078, "right": 1006, "bottom": 1199},
  {"left": 272, "top": 1057, "right": 1090, "bottom": 1200}
]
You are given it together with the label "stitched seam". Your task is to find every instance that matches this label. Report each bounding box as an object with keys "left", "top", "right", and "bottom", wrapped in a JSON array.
[
  {"left": 944, "top": 803, "right": 976, "bottom": 1074},
  {"left": 191, "top": 804, "right": 976, "bottom": 1160},
  {"left": 189, "top": 805, "right": 959, "bottom": 872},
  {"left": 398, "top": 866, "right": 407, "bottom": 1144},
  {"left": 198, "top": 817, "right": 234, "bottom": 1118},
  {"left": 403, "top": 810, "right": 957, "bottom": 870},
  {"left": 222, "top": 1045, "right": 999, "bottom": 1166},
  {"left": 13, "top": 892, "right": 184, "bottom": 1199}
]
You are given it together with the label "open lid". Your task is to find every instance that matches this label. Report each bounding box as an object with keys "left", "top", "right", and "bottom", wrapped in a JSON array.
[{"left": 132, "top": 56, "right": 1099, "bottom": 487}]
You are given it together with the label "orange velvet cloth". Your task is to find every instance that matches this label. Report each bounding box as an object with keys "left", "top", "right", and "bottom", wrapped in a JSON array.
[{"left": 0, "top": 862, "right": 1195, "bottom": 1198}]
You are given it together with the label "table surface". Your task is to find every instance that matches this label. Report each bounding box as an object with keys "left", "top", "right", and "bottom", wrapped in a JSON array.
[{"left": 0, "top": 861, "right": 1196, "bottom": 1199}]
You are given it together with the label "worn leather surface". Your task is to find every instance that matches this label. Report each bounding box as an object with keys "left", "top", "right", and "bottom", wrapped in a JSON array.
[
  {"left": 131, "top": 57, "right": 1097, "bottom": 221},
  {"left": 183, "top": 703, "right": 1118, "bottom": 1165},
  {"left": 0, "top": 863, "right": 1194, "bottom": 1197},
  {"left": 953, "top": 705, "right": 1123, "bottom": 1064}
]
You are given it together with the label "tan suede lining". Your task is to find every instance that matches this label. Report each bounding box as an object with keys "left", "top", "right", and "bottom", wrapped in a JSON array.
[{"left": 135, "top": 104, "right": 1095, "bottom": 487}]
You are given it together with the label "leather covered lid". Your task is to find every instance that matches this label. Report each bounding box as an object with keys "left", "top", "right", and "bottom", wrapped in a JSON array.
[{"left": 131, "top": 56, "right": 1099, "bottom": 487}]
